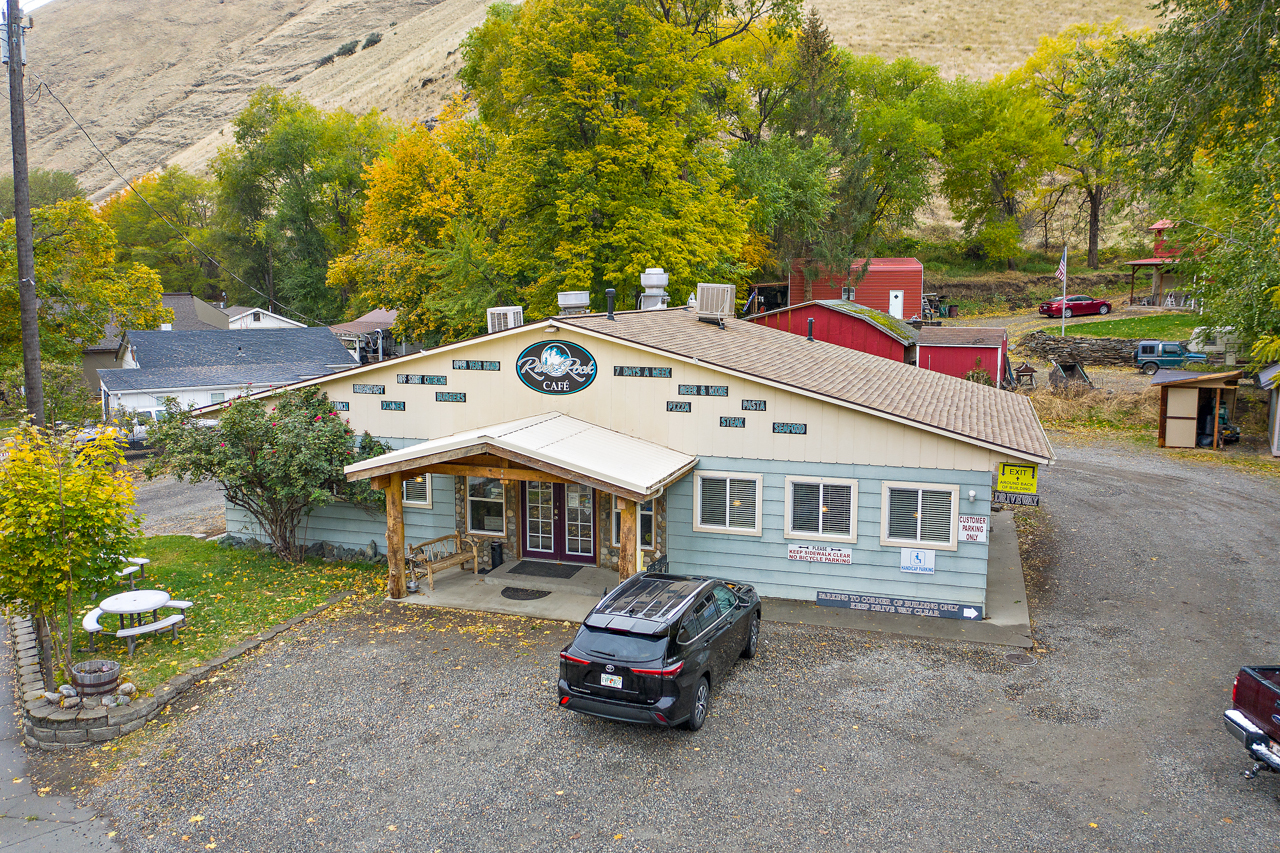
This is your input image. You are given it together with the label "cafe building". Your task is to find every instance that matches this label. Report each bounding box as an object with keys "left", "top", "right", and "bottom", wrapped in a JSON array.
[{"left": 223, "top": 286, "right": 1054, "bottom": 621}]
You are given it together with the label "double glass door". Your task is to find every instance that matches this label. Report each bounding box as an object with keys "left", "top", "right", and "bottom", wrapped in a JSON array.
[{"left": 523, "top": 482, "right": 595, "bottom": 564}]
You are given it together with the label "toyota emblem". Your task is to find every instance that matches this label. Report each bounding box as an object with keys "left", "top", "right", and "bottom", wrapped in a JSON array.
[{"left": 605, "top": 664, "right": 615, "bottom": 672}]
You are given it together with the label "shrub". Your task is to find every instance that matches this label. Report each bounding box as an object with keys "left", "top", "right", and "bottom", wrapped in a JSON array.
[
  {"left": 317, "top": 53, "right": 335, "bottom": 68},
  {"left": 336, "top": 40, "right": 358, "bottom": 57},
  {"left": 363, "top": 32, "right": 382, "bottom": 49}
]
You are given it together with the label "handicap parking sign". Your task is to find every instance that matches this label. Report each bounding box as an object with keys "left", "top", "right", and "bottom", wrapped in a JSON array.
[{"left": 900, "top": 548, "right": 936, "bottom": 574}]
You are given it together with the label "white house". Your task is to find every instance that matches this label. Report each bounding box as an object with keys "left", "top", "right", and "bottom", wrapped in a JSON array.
[{"left": 222, "top": 306, "right": 307, "bottom": 330}]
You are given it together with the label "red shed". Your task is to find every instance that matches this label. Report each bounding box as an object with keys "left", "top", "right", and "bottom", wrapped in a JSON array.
[
  {"left": 747, "top": 299, "right": 917, "bottom": 363},
  {"left": 917, "top": 326, "right": 1008, "bottom": 384},
  {"left": 788, "top": 258, "right": 924, "bottom": 319}
]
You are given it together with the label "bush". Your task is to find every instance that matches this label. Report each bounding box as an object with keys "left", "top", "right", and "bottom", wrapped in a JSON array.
[
  {"left": 336, "top": 40, "right": 358, "bottom": 57},
  {"left": 362, "top": 32, "right": 382, "bottom": 49},
  {"left": 317, "top": 53, "right": 335, "bottom": 68}
]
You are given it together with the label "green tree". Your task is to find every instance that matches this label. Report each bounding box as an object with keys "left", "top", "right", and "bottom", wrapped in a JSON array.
[
  {"left": 0, "top": 198, "right": 172, "bottom": 365},
  {"left": 145, "top": 387, "right": 390, "bottom": 562},
  {"left": 211, "top": 87, "right": 396, "bottom": 323},
  {"left": 0, "top": 423, "right": 140, "bottom": 685},
  {"left": 0, "top": 168, "right": 83, "bottom": 219},
  {"left": 464, "top": 0, "right": 754, "bottom": 314},
  {"left": 936, "top": 76, "right": 1063, "bottom": 266},
  {"left": 99, "top": 166, "right": 221, "bottom": 297},
  {"left": 0, "top": 361, "right": 101, "bottom": 427},
  {"left": 1014, "top": 21, "right": 1133, "bottom": 268}
]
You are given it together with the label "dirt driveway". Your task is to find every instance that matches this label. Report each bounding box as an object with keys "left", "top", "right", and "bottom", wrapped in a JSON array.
[{"left": 27, "top": 436, "right": 1280, "bottom": 852}]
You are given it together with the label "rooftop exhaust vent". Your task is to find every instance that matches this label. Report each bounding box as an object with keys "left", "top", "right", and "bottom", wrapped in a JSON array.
[
  {"left": 556, "top": 291, "right": 591, "bottom": 316},
  {"left": 694, "top": 283, "right": 734, "bottom": 324},
  {"left": 487, "top": 306, "right": 524, "bottom": 333},
  {"left": 639, "top": 268, "right": 670, "bottom": 310}
]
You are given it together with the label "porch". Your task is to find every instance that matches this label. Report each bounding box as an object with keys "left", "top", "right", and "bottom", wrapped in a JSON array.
[{"left": 344, "top": 413, "right": 697, "bottom": 599}]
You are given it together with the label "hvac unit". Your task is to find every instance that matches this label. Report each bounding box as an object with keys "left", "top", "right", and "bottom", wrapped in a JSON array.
[
  {"left": 695, "top": 283, "right": 735, "bottom": 323},
  {"left": 487, "top": 306, "right": 524, "bottom": 333}
]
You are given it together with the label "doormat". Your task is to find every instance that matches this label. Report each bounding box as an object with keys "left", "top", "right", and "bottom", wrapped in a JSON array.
[
  {"left": 507, "top": 560, "right": 583, "bottom": 580},
  {"left": 500, "top": 587, "right": 552, "bottom": 601}
]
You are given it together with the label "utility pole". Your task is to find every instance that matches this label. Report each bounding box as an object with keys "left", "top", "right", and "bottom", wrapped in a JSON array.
[{"left": 6, "top": 0, "right": 42, "bottom": 427}]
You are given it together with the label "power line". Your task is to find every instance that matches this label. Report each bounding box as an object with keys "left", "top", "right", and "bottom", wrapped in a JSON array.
[{"left": 28, "top": 70, "right": 324, "bottom": 327}]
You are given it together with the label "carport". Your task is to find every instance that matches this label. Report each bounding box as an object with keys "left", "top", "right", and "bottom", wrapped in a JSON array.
[{"left": 1152, "top": 369, "right": 1243, "bottom": 449}]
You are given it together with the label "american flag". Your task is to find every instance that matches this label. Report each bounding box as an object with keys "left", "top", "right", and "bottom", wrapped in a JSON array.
[{"left": 1055, "top": 246, "right": 1068, "bottom": 283}]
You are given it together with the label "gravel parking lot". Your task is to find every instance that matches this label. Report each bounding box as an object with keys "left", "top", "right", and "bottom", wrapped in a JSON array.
[{"left": 29, "top": 436, "right": 1280, "bottom": 852}]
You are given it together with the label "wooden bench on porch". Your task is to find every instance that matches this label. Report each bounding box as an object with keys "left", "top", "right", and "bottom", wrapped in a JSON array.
[{"left": 407, "top": 532, "right": 481, "bottom": 590}]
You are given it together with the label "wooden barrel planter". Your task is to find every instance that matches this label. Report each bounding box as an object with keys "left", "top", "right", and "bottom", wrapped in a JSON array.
[{"left": 71, "top": 659, "right": 120, "bottom": 696}]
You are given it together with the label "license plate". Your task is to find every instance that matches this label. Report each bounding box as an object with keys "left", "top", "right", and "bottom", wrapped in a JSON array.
[{"left": 600, "top": 674, "right": 622, "bottom": 688}]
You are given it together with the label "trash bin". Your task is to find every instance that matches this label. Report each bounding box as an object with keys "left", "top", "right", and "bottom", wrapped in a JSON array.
[
  {"left": 490, "top": 540, "right": 504, "bottom": 569},
  {"left": 947, "top": 305, "right": 959, "bottom": 318}
]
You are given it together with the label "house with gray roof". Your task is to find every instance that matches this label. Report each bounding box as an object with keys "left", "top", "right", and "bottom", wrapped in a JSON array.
[
  {"left": 98, "top": 327, "right": 356, "bottom": 420},
  {"left": 81, "top": 291, "right": 229, "bottom": 391}
]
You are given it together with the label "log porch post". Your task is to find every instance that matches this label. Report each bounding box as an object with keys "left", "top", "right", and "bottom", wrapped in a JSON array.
[
  {"left": 385, "top": 473, "right": 406, "bottom": 599},
  {"left": 617, "top": 497, "right": 638, "bottom": 582}
]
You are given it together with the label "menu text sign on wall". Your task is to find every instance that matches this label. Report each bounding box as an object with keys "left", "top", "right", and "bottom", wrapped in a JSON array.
[
  {"left": 352, "top": 384, "right": 385, "bottom": 395},
  {"left": 772, "top": 422, "right": 807, "bottom": 434},
  {"left": 452, "top": 360, "right": 500, "bottom": 371},
  {"left": 331, "top": 401, "right": 350, "bottom": 411},
  {"left": 741, "top": 399, "right": 767, "bottom": 411},
  {"left": 720, "top": 416, "right": 746, "bottom": 428},
  {"left": 398, "top": 374, "right": 447, "bottom": 385},
  {"left": 381, "top": 401, "right": 406, "bottom": 411},
  {"left": 666, "top": 401, "right": 692, "bottom": 413},
  {"left": 678, "top": 384, "right": 729, "bottom": 396},
  {"left": 614, "top": 366, "right": 672, "bottom": 378},
  {"left": 435, "top": 392, "right": 466, "bottom": 403}
]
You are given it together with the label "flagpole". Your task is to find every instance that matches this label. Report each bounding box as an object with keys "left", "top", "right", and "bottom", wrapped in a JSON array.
[{"left": 1061, "top": 257, "right": 1067, "bottom": 338}]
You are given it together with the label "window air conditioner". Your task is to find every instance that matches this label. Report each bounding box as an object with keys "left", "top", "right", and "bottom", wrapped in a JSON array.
[
  {"left": 486, "top": 306, "right": 524, "bottom": 333},
  {"left": 695, "top": 283, "right": 735, "bottom": 323}
]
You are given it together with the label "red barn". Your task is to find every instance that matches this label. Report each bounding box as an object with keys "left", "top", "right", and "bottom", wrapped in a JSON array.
[
  {"left": 788, "top": 258, "right": 925, "bottom": 319},
  {"left": 917, "top": 327, "right": 1008, "bottom": 384},
  {"left": 747, "top": 299, "right": 917, "bottom": 363}
]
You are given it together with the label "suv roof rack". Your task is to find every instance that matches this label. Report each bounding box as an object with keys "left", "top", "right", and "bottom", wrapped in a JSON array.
[{"left": 586, "top": 574, "right": 712, "bottom": 635}]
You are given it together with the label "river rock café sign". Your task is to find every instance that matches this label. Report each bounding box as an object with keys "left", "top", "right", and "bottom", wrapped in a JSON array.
[{"left": 517, "top": 341, "right": 598, "bottom": 395}]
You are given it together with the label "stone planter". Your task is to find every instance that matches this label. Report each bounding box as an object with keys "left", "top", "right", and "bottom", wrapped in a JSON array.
[{"left": 70, "top": 659, "right": 120, "bottom": 696}]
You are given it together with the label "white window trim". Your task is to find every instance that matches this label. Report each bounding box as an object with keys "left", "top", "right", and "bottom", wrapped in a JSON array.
[
  {"left": 403, "top": 474, "right": 432, "bottom": 508},
  {"left": 692, "top": 471, "right": 763, "bottom": 537},
  {"left": 784, "top": 475, "right": 858, "bottom": 544},
  {"left": 879, "top": 481, "right": 959, "bottom": 551},
  {"left": 467, "top": 477, "right": 507, "bottom": 537},
  {"left": 611, "top": 495, "right": 655, "bottom": 551}
]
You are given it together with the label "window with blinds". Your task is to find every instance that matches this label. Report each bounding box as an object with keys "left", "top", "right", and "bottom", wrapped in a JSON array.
[
  {"left": 696, "top": 473, "right": 761, "bottom": 534},
  {"left": 885, "top": 486, "right": 953, "bottom": 544},
  {"left": 403, "top": 474, "right": 431, "bottom": 506},
  {"left": 788, "top": 478, "right": 855, "bottom": 540}
]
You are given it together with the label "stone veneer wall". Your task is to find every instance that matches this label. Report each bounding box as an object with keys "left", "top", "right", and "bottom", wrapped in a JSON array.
[
  {"left": 1017, "top": 331, "right": 1151, "bottom": 367},
  {"left": 7, "top": 594, "right": 350, "bottom": 751},
  {"left": 452, "top": 477, "right": 520, "bottom": 569}
]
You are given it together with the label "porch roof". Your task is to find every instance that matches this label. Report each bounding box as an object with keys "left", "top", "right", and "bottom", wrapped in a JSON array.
[{"left": 344, "top": 413, "right": 698, "bottom": 501}]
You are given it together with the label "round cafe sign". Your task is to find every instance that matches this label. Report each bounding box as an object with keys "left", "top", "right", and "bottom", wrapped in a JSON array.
[{"left": 516, "top": 340, "right": 597, "bottom": 395}]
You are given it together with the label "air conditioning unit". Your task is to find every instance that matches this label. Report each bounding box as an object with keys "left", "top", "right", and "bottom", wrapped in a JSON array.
[
  {"left": 487, "top": 306, "right": 524, "bottom": 333},
  {"left": 556, "top": 291, "right": 590, "bottom": 315},
  {"left": 695, "top": 283, "right": 735, "bottom": 323}
]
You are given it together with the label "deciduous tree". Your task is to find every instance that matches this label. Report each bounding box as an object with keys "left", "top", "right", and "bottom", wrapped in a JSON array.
[
  {"left": 145, "top": 387, "right": 390, "bottom": 562},
  {"left": 0, "top": 424, "right": 140, "bottom": 685}
]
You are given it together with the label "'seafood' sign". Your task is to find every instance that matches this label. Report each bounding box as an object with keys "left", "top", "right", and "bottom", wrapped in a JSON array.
[{"left": 996, "top": 462, "right": 1038, "bottom": 494}]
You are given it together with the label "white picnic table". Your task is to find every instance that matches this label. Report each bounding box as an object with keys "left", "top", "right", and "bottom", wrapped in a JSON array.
[{"left": 100, "top": 589, "right": 171, "bottom": 629}]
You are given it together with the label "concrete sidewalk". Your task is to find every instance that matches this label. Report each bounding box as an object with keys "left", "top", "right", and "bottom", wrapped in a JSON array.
[
  {"left": 397, "top": 509, "right": 1033, "bottom": 648},
  {"left": 0, "top": 623, "right": 120, "bottom": 852}
]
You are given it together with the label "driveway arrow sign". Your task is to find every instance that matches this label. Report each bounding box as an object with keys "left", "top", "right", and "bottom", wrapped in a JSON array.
[{"left": 962, "top": 607, "right": 979, "bottom": 619}]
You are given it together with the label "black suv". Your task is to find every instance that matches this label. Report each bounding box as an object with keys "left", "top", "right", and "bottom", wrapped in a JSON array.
[{"left": 557, "top": 572, "right": 761, "bottom": 731}]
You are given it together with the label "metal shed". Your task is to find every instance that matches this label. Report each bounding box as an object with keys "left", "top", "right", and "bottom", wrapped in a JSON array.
[
  {"left": 1152, "top": 369, "right": 1243, "bottom": 449},
  {"left": 1258, "top": 364, "right": 1280, "bottom": 457}
]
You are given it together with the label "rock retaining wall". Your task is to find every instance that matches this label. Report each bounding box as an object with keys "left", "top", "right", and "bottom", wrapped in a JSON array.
[
  {"left": 7, "top": 592, "right": 352, "bottom": 751},
  {"left": 1017, "top": 330, "right": 1150, "bottom": 366}
]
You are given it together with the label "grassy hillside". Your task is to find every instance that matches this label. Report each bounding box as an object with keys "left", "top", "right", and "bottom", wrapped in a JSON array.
[{"left": 9, "top": 0, "right": 1159, "bottom": 200}]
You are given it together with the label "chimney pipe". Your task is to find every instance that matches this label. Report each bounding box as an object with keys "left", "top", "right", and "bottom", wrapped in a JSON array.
[
  {"left": 606, "top": 288, "right": 616, "bottom": 320},
  {"left": 807, "top": 318, "right": 814, "bottom": 341}
]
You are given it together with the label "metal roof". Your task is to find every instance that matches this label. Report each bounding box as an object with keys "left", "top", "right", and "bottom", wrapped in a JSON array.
[
  {"left": 330, "top": 308, "right": 399, "bottom": 337},
  {"left": 345, "top": 413, "right": 698, "bottom": 501},
  {"left": 1149, "top": 369, "right": 1243, "bottom": 388},
  {"left": 1258, "top": 363, "right": 1280, "bottom": 391},
  {"left": 918, "top": 326, "right": 1007, "bottom": 348},
  {"left": 751, "top": 299, "right": 918, "bottom": 345}
]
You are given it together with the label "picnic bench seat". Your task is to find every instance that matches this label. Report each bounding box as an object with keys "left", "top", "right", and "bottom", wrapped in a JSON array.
[
  {"left": 116, "top": 614, "right": 184, "bottom": 656},
  {"left": 83, "top": 608, "right": 106, "bottom": 652},
  {"left": 115, "top": 565, "right": 143, "bottom": 589},
  {"left": 407, "top": 532, "right": 480, "bottom": 590}
]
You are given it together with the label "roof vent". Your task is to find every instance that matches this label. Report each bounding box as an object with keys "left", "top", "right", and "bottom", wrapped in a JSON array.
[
  {"left": 639, "top": 268, "right": 670, "bottom": 310},
  {"left": 556, "top": 291, "right": 591, "bottom": 316},
  {"left": 160, "top": 323, "right": 172, "bottom": 331},
  {"left": 694, "top": 283, "right": 734, "bottom": 324},
  {"left": 486, "top": 306, "right": 524, "bottom": 333}
]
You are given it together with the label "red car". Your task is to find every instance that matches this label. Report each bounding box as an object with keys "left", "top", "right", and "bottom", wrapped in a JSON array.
[{"left": 1039, "top": 294, "right": 1112, "bottom": 318}]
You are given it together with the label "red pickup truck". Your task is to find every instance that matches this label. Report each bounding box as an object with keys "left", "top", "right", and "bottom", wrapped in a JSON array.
[{"left": 1224, "top": 666, "right": 1280, "bottom": 778}]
